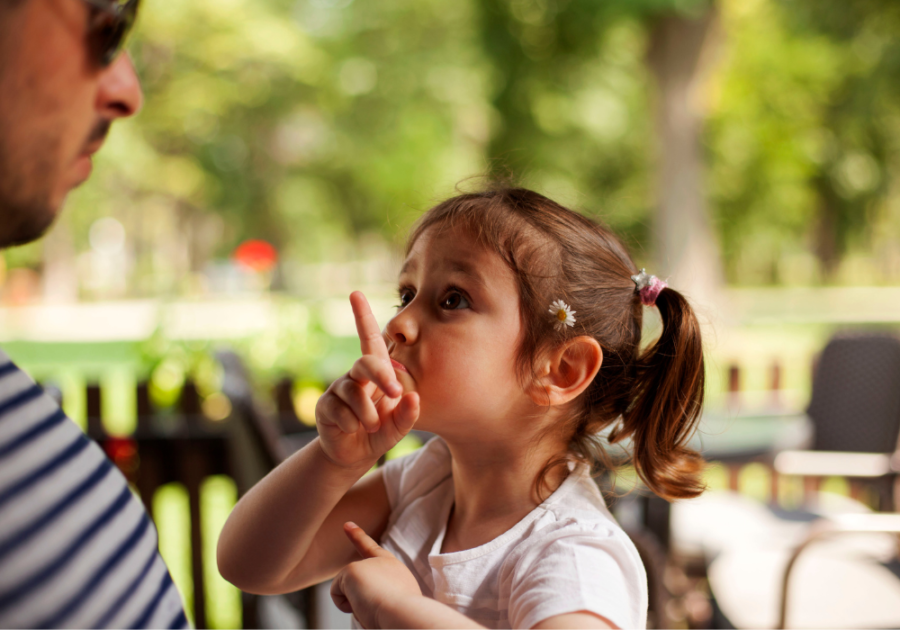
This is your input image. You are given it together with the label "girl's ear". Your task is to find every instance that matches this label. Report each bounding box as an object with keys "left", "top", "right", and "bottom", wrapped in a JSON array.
[{"left": 530, "top": 337, "right": 603, "bottom": 407}]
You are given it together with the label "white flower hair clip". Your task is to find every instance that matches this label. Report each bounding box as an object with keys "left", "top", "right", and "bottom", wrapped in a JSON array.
[{"left": 549, "top": 299, "right": 576, "bottom": 331}]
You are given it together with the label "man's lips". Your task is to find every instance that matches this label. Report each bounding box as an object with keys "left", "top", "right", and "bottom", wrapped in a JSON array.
[
  {"left": 390, "top": 358, "right": 409, "bottom": 374},
  {"left": 78, "top": 138, "right": 106, "bottom": 162},
  {"left": 70, "top": 122, "right": 110, "bottom": 186},
  {"left": 83, "top": 120, "right": 111, "bottom": 156},
  {"left": 84, "top": 140, "right": 104, "bottom": 156},
  {"left": 72, "top": 142, "right": 104, "bottom": 180},
  {"left": 72, "top": 155, "right": 93, "bottom": 184}
]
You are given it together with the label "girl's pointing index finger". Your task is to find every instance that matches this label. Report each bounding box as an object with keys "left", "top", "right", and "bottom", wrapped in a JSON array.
[
  {"left": 344, "top": 522, "right": 391, "bottom": 559},
  {"left": 350, "top": 291, "right": 391, "bottom": 361}
]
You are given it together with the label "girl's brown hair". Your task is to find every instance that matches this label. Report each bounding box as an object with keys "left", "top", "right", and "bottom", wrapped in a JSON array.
[{"left": 408, "top": 186, "right": 706, "bottom": 501}]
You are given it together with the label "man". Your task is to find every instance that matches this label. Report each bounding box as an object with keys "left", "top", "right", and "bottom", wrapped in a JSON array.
[{"left": 0, "top": 0, "right": 188, "bottom": 626}]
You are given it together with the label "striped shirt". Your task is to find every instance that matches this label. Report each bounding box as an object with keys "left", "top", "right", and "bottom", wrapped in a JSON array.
[{"left": 0, "top": 350, "right": 188, "bottom": 629}]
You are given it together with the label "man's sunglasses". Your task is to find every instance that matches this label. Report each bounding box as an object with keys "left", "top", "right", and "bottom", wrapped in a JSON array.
[{"left": 81, "top": 0, "right": 141, "bottom": 67}]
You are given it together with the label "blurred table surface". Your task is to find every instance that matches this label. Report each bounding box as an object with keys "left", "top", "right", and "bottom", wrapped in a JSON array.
[{"left": 691, "top": 410, "right": 813, "bottom": 463}]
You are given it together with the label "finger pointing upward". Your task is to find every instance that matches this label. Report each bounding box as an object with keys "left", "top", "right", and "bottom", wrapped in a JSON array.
[{"left": 350, "top": 291, "right": 392, "bottom": 362}]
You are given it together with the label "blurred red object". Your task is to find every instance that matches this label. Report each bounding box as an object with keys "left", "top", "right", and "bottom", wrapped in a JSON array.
[
  {"left": 104, "top": 437, "right": 140, "bottom": 481},
  {"left": 233, "top": 239, "right": 278, "bottom": 273}
]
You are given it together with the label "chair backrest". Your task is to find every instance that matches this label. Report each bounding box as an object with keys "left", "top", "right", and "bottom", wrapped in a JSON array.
[{"left": 807, "top": 333, "right": 900, "bottom": 453}]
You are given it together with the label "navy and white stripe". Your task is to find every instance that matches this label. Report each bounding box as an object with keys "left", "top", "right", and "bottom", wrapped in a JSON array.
[{"left": 0, "top": 350, "right": 188, "bottom": 629}]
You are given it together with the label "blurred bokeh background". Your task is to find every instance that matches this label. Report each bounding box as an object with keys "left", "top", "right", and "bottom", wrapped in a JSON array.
[{"left": 2, "top": 0, "right": 899, "bottom": 627}]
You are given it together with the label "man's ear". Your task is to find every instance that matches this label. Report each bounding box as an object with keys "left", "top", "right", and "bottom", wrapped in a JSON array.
[{"left": 530, "top": 337, "right": 603, "bottom": 407}]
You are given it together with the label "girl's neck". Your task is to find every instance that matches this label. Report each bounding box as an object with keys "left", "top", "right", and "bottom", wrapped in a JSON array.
[{"left": 439, "top": 433, "right": 569, "bottom": 554}]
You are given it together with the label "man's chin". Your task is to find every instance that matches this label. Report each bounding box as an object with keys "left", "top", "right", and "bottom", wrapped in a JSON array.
[{"left": 0, "top": 199, "right": 59, "bottom": 248}]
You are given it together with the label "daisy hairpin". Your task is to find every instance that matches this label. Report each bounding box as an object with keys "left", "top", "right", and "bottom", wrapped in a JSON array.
[{"left": 549, "top": 299, "right": 576, "bottom": 331}]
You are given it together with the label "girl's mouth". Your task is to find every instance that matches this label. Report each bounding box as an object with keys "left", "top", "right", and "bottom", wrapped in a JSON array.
[{"left": 390, "top": 358, "right": 409, "bottom": 374}]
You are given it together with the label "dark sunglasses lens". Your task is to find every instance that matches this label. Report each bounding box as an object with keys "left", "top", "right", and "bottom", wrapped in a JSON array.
[{"left": 91, "top": 0, "right": 139, "bottom": 66}]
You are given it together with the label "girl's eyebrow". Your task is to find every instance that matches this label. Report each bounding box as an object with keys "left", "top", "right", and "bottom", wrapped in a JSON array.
[
  {"left": 446, "top": 260, "right": 488, "bottom": 288},
  {"left": 399, "top": 257, "right": 487, "bottom": 288}
]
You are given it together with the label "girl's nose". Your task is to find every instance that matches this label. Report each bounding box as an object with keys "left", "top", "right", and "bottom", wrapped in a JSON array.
[{"left": 386, "top": 308, "right": 417, "bottom": 345}]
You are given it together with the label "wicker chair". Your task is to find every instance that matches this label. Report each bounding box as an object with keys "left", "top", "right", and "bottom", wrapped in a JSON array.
[{"left": 671, "top": 332, "right": 900, "bottom": 628}]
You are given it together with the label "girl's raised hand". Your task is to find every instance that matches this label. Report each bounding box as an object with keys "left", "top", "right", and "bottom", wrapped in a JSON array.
[{"left": 315, "top": 291, "right": 420, "bottom": 470}]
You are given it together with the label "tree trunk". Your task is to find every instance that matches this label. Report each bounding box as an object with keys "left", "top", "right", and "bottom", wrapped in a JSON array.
[
  {"left": 813, "top": 176, "right": 840, "bottom": 281},
  {"left": 646, "top": 6, "right": 723, "bottom": 309}
]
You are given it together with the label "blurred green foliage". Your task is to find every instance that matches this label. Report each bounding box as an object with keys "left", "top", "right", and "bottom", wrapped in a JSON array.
[
  {"left": 476, "top": 0, "right": 713, "bottom": 245},
  {"left": 3, "top": 0, "right": 898, "bottom": 290},
  {"left": 709, "top": 0, "right": 900, "bottom": 284},
  {"left": 128, "top": 0, "right": 493, "bottom": 259}
]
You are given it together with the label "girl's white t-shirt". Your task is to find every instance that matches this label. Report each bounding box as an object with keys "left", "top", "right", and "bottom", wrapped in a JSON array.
[{"left": 377, "top": 437, "right": 648, "bottom": 629}]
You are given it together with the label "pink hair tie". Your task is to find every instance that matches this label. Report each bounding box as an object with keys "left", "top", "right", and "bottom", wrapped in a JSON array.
[{"left": 630, "top": 269, "right": 668, "bottom": 307}]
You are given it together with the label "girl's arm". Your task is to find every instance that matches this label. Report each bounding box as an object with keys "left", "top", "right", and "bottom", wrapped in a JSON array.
[
  {"left": 378, "top": 606, "right": 614, "bottom": 630},
  {"left": 374, "top": 596, "right": 486, "bottom": 629},
  {"left": 339, "top": 573, "right": 614, "bottom": 630},
  {"left": 335, "top": 524, "right": 615, "bottom": 630},
  {"left": 372, "top": 604, "right": 615, "bottom": 630},
  {"left": 217, "top": 437, "right": 391, "bottom": 594},
  {"left": 532, "top": 613, "right": 615, "bottom": 629},
  {"left": 218, "top": 292, "right": 420, "bottom": 594}
]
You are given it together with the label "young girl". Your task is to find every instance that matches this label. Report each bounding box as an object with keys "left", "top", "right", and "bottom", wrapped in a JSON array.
[{"left": 217, "top": 187, "right": 706, "bottom": 629}]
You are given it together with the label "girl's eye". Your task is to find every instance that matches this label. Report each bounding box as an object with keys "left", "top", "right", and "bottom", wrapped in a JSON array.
[
  {"left": 397, "top": 288, "right": 414, "bottom": 308},
  {"left": 440, "top": 290, "right": 470, "bottom": 310}
]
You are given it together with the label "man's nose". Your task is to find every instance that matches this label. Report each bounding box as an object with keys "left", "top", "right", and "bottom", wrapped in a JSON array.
[{"left": 96, "top": 53, "right": 143, "bottom": 119}]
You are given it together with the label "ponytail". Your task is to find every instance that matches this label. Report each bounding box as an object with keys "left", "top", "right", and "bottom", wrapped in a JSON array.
[{"left": 611, "top": 287, "right": 706, "bottom": 501}]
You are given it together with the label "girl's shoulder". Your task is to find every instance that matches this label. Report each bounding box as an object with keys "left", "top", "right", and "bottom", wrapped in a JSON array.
[
  {"left": 538, "top": 464, "right": 621, "bottom": 529},
  {"left": 505, "top": 474, "right": 649, "bottom": 629},
  {"left": 512, "top": 466, "right": 647, "bottom": 579}
]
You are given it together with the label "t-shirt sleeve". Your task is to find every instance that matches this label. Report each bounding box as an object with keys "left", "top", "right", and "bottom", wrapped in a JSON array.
[
  {"left": 379, "top": 436, "right": 451, "bottom": 511},
  {"left": 508, "top": 522, "right": 647, "bottom": 630}
]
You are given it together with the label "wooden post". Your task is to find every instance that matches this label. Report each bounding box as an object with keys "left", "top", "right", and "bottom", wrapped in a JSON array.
[
  {"left": 849, "top": 480, "right": 864, "bottom": 504},
  {"left": 135, "top": 441, "right": 162, "bottom": 520},
  {"left": 803, "top": 476, "right": 820, "bottom": 504},
  {"left": 136, "top": 383, "right": 153, "bottom": 433},
  {"left": 87, "top": 384, "right": 104, "bottom": 438},
  {"left": 274, "top": 378, "right": 300, "bottom": 433},
  {"left": 727, "top": 364, "right": 740, "bottom": 410},
  {"left": 241, "top": 592, "right": 259, "bottom": 630},
  {"left": 770, "top": 360, "right": 782, "bottom": 409},
  {"left": 180, "top": 440, "right": 208, "bottom": 629},
  {"left": 181, "top": 380, "right": 202, "bottom": 418},
  {"left": 728, "top": 464, "right": 741, "bottom": 492}
]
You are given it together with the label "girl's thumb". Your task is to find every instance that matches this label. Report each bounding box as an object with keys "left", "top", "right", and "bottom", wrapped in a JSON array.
[{"left": 392, "top": 392, "right": 419, "bottom": 434}]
